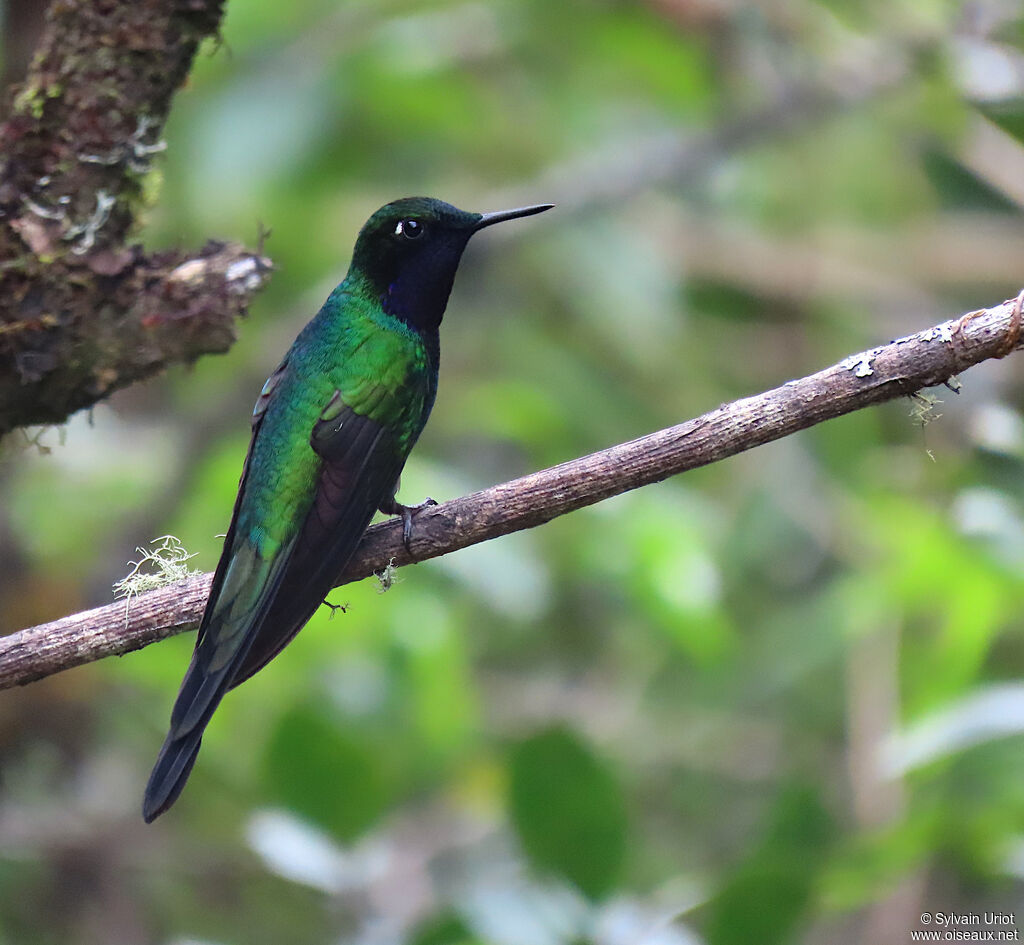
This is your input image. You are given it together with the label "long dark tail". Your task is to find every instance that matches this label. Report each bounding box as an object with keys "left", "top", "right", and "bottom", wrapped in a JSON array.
[
  {"left": 142, "top": 632, "right": 247, "bottom": 822},
  {"left": 142, "top": 725, "right": 205, "bottom": 822},
  {"left": 143, "top": 538, "right": 292, "bottom": 822}
]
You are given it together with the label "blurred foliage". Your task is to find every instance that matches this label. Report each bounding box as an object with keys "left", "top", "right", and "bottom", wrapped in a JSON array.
[
  {"left": 263, "top": 703, "right": 397, "bottom": 843},
  {"left": 2, "top": 0, "right": 1024, "bottom": 943},
  {"left": 509, "top": 726, "right": 627, "bottom": 899},
  {"left": 702, "top": 785, "right": 833, "bottom": 945}
]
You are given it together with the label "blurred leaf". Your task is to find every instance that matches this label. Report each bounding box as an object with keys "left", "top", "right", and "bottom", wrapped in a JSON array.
[
  {"left": 821, "top": 812, "right": 938, "bottom": 911},
  {"left": 263, "top": 703, "right": 394, "bottom": 842},
  {"left": 702, "top": 785, "right": 834, "bottom": 945},
  {"left": 978, "top": 98, "right": 1024, "bottom": 147},
  {"left": 388, "top": 592, "right": 480, "bottom": 758},
  {"left": 920, "top": 146, "right": 1020, "bottom": 214},
  {"left": 508, "top": 725, "right": 628, "bottom": 899},
  {"left": 859, "top": 495, "right": 1022, "bottom": 714},
  {"left": 588, "top": 9, "right": 714, "bottom": 115},
  {"left": 624, "top": 496, "right": 734, "bottom": 665},
  {"left": 882, "top": 683, "right": 1024, "bottom": 776},
  {"left": 410, "top": 912, "right": 479, "bottom": 945}
]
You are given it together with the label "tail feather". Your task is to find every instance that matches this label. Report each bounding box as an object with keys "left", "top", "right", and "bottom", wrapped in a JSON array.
[
  {"left": 143, "top": 537, "right": 294, "bottom": 821},
  {"left": 142, "top": 645, "right": 234, "bottom": 823},
  {"left": 142, "top": 728, "right": 203, "bottom": 823}
]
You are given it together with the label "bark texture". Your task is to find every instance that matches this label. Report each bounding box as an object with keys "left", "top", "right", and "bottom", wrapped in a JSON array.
[
  {"left": 1, "top": 291, "right": 1021, "bottom": 690},
  {"left": 0, "top": 0, "right": 271, "bottom": 435}
]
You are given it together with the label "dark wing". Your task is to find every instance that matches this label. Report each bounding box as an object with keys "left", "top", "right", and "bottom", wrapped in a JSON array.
[
  {"left": 143, "top": 359, "right": 294, "bottom": 822},
  {"left": 228, "top": 396, "right": 407, "bottom": 686},
  {"left": 144, "top": 378, "right": 412, "bottom": 822}
]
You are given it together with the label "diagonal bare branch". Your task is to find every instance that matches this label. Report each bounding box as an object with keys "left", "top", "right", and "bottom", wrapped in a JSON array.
[{"left": 1, "top": 290, "right": 1021, "bottom": 691}]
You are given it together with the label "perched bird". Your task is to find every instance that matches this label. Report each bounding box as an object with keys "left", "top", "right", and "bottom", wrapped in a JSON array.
[{"left": 143, "top": 197, "right": 553, "bottom": 821}]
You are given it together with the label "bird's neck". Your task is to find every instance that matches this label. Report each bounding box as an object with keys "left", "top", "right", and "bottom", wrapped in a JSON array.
[
  {"left": 327, "top": 277, "right": 440, "bottom": 373},
  {"left": 346, "top": 258, "right": 457, "bottom": 334}
]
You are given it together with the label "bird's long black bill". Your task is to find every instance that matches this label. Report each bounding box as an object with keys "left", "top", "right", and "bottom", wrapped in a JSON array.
[{"left": 475, "top": 203, "right": 555, "bottom": 230}]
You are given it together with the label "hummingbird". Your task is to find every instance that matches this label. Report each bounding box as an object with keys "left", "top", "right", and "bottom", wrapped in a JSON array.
[{"left": 143, "top": 197, "right": 553, "bottom": 822}]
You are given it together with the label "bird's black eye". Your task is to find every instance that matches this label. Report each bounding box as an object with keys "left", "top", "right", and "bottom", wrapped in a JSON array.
[{"left": 396, "top": 219, "right": 424, "bottom": 240}]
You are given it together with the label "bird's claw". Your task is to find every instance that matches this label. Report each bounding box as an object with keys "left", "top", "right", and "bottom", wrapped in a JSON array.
[
  {"left": 322, "top": 598, "right": 348, "bottom": 619},
  {"left": 387, "top": 497, "right": 437, "bottom": 552}
]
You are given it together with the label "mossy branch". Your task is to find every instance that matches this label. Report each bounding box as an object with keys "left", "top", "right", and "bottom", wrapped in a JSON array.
[
  {"left": 0, "top": 0, "right": 271, "bottom": 436},
  {"left": 2, "top": 291, "right": 1022, "bottom": 690}
]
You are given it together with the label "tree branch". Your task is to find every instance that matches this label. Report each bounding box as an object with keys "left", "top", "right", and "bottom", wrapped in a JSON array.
[
  {"left": 3, "top": 291, "right": 1022, "bottom": 689},
  {"left": 0, "top": 0, "right": 272, "bottom": 436}
]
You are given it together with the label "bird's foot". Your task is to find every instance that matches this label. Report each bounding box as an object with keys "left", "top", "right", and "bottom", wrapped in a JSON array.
[
  {"left": 322, "top": 598, "right": 349, "bottom": 619},
  {"left": 380, "top": 497, "right": 438, "bottom": 552}
]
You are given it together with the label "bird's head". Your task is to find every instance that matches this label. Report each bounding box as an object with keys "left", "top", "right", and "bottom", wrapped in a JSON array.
[{"left": 349, "top": 197, "right": 553, "bottom": 332}]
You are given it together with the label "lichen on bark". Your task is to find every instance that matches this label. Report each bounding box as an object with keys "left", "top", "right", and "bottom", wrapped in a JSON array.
[{"left": 0, "top": 0, "right": 272, "bottom": 436}]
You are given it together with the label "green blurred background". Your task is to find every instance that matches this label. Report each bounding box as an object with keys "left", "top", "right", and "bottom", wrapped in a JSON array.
[{"left": 3, "top": 0, "right": 1024, "bottom": 943}]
